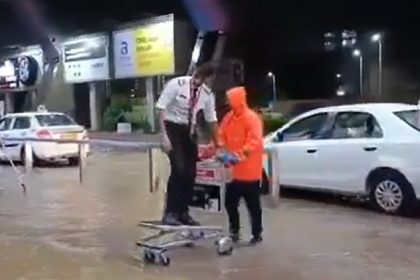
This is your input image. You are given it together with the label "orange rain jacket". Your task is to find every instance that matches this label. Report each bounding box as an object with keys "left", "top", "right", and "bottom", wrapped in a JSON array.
[{"left": 219, "top": 87, "right": 264, "bottom": 182}]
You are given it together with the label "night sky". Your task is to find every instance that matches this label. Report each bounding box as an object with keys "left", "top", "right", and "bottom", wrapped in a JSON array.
[{"left": 0, "top": 0, "right": 419, "bottom": 100}]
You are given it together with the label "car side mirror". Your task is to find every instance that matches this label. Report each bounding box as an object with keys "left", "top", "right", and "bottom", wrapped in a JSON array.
[{"left": 275, "top": 131, "right": 284, "bottom": 142}]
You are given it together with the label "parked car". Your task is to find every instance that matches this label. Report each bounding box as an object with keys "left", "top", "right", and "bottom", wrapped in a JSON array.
[
  {"left": 264, "top": 103, "right": 420, "bottom": 216},
  {"left": 0, "top": 109, "right": 89, "bottom": 166}
]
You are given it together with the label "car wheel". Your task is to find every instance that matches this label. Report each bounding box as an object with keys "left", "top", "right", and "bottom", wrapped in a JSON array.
[
  {"left": 68, "top": 157, "right": 80, "bottom": 167},
  {"left": 369, "top": 170, "right": 417, "bottom": 216}
]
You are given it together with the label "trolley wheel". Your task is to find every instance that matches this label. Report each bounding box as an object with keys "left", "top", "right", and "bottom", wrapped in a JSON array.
[
  {"left": 143, "top": 249, "right": 155, "bottom": 264},
  {"left": 216, "top": 236, "right": 234, "bottom": 256},
  {"left": 158, "top": 253, "right": 171, "bottom": 266},
  {"left": 185, "top": 241, "right": 195, "bottom": 248}
]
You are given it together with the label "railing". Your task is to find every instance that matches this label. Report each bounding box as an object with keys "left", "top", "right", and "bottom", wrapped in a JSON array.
[
  {"left": 1, "top": 137, "right": 161, "bottom": 193},
  {"left": 0, "top": 137, "right": 281, "bottom": 206}
]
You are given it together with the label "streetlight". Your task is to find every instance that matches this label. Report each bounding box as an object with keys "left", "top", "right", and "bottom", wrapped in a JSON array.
[
  {"left": 353, "top": 49, "right": 363, "bottom": 96},
  {"left": 336, "top": 73, "right": 342, "bottom": 78},
  {"left": 336, "top": 88, "right": 346, "bottom": 96},
  {"left": 371, "top": 33, "right": 383, "bottom": 97},
  {"left": 268, "top": 72, "right": 277, "bottom": 104}
]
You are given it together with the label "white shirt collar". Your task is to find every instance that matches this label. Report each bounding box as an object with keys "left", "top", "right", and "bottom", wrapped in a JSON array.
[{"left": 201, "top": 84, "right": 212, "bottom": 94}]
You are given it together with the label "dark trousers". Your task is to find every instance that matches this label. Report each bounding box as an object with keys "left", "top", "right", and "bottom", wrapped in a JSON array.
[
  {"left": 165, "top": 121, "right": 198, "bottom": 215},
  {"left": 225, "top": 180, "right": 263, "bottom": 237}
]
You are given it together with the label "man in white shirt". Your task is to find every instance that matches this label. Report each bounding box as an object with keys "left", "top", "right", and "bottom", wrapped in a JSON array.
[{"left": 156, "top": 63, "right": 220, "bottom": 226}]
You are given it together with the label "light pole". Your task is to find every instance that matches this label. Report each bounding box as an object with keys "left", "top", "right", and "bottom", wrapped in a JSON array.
[
  {"left": 371, "top": 33, "right": 383, "bottom": 97},
  {"left": 353, "top": 49, "right": 363, "bottom": 96},
  {"left": 268, "top": 72, "right": 277, "bottom": 104}
]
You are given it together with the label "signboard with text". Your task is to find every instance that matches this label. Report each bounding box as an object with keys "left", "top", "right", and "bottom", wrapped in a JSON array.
[
  {"left": 0, "top": 58, "right": 18, "bottom": 89},
  {"left": 113, "top": 14, "right": 175, "bottom": 78},
  {"left": 62, "top": 34, "right": 110, "bottom": 83}
]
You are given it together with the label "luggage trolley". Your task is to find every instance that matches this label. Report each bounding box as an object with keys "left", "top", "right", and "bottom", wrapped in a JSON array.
[{"left": 136, "top": 159, "right": 234, "bottom": 266}]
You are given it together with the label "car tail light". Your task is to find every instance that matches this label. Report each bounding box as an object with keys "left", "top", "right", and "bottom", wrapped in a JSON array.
[{"left": 37, "top": 129, "right": 52, "bottom": 139}]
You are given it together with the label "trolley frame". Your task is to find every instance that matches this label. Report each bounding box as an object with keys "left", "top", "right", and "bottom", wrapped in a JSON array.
[{"left": 136, "top": 160, "right": 233, "bottom": 266}]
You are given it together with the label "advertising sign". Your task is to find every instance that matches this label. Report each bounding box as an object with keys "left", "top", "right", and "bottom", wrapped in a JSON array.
[
  {"left": 113, "top": 14, "right": 175, "bottom": 78},
  {"left": 0, "top": 58, "right": 18, "bottom": 89},
  {"left": 0, "top": 54, "right": 39, "bottom": 90},
  {"left": 62, "top": 34, "right": 110, "bottom": 83}
]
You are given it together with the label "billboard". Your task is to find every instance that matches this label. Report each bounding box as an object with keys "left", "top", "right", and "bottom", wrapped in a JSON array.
[
  {"left": 113, "top": 14, "right": 175, "bottom": 78},
  {"left": 62, "top": 34, "right": 110, "bottom": 83},
  {"left": 19, "top": 46, "right": 43, "bottom": 87},
  {"left": 0, "top": 58, "right": 19, "bottom": 90},
  {"left": 0, "top": 45, "right": 43, "bottom": 91}
]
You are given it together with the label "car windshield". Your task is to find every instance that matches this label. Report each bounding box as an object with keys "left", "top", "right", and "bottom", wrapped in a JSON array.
[
  {"left": 36, "top": 114, "right": 76, "bottom": 127},
  {"left": 394, "top": 110, "right": 420, "bottom": 131}
]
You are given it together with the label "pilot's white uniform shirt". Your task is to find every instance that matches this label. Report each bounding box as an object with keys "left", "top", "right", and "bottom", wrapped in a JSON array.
[{"left": 156, "top": 76, "right": 217, "bottom": 126}]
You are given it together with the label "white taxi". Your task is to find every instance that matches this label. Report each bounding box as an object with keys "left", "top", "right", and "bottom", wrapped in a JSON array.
[{"left": 0, "top": 109, "right": 89, "bottom": 166}]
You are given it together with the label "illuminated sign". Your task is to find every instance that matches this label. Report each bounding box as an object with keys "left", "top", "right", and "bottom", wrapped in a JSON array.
[
  {"left": 62, "top": 34, "right": 110, "bottom": 83},
  {"left": 0, "top": 56, "right": 39, "bottom": 90},
  {"left": 0, "top": 58, "right": 19, "bottom": 89},
  {"left": 113, "top": 14, "right": 175, "bottom": 78}
]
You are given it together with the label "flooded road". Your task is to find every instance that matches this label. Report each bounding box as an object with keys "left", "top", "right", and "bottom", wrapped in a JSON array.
[{"left": 0, "top": 151, "right": 420, "bottom": 280}]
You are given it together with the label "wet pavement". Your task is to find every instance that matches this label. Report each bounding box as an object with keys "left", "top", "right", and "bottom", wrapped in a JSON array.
[{"left": 0, "top": 151, "right": 420, "bottom": 280}]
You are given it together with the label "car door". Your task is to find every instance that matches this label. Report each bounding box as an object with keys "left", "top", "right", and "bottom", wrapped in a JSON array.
[
  {"left": 269, "top": 112, "right": 331, "bottom": 188},
  {"left": 313, "top": 111, "right": 383, "bottom": 193},
  {"left": 0, "top": 117, "right": 13, "bottom": 159},
  {"left": 8, "top": 116, "right": 32, "bottom": 159}
]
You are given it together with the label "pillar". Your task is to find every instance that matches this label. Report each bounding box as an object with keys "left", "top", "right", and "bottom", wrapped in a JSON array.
[
  {"left": 29, "top": 89, "right": 37, "bottom": 110},
  {"left": 0, "top": 99, "right": 5, "bottom": 118},
  {"left": 89, "top": 83, "right": 99, "bottom": 131},
  {"left": 145, "top": 77, "right": 156, "bottom": 133},
  {"left": 188, "top": 32, "right": 205, "bottom": 75},
  {"left": 4, "top": 93, "right": 13, "bottom": 113}
]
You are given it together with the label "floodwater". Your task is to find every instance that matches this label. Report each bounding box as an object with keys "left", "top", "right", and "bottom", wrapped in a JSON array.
[{"left": 0, "top": 150, "right": 420, "bottom": 280}]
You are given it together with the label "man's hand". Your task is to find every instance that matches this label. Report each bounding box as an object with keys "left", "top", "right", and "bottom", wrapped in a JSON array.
[
  {"left": 161, "top": 133, "right": 172, "bottom": 154},
  {"left": 216, "top": 151, "right": 241, "bottom": 167}
]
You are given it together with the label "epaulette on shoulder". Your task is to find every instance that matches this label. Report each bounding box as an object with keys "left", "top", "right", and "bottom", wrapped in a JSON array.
[{"left": 177, "top": 77, "right": 188, "bottom": 86}]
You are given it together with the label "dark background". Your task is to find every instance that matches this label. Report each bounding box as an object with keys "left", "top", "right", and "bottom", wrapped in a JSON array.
[{"left": 0, "top": 0, "right": 419, "bottom": 100}]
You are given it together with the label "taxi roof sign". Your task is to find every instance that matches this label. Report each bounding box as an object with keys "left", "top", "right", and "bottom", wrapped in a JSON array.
[{"left": 37, "top": 105, "right": 47, "bottom": 112}]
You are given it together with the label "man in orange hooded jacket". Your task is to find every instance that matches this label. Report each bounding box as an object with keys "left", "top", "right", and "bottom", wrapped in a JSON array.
[{"left": 219, "top": 86, "right": 264, "bottom": 245}]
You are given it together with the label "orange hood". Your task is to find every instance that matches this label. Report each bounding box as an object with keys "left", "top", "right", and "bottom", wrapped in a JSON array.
[{"left": 227, "top": 87, "right": 249, "bottom": 115}]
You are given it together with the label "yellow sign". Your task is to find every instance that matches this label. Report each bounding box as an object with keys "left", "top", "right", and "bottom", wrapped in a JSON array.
[{"left": 133, "top": 20, "right": 175, "bottom": 76}]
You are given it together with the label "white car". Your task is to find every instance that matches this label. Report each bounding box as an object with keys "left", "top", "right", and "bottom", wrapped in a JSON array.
[
  {"left": 0, "top": 111, "right": 89, "bottom": 166},
  {"left": 265, "top": 103, "right": 420, "bottom": 216}
]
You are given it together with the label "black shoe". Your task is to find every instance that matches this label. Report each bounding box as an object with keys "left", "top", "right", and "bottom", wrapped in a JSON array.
[
  {"left": 180, "top": 213, "right": 200, "bottom": 226},
  {"left": 162, "top": 213, "right": 182, "bottom": 226},
  {"left": 230, "top": 232, "right": 241, "bottom": 243},
  {"left": 249, "top": 235, "right": 263, "bottom": 246}
]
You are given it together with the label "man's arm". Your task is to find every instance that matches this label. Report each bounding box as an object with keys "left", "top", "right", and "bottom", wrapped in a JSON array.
[
  {"left": 203, "top": 93, "right": 221, "bottom": 147},
  {"left": 209, "top": 121, "right": 220, "bottom": 148},
  {"left": 217, "top": 113, "right": 230, "bottom": 148},
  {"left": 158, "top": 109, "right": 167, "bottom": 135},
  {"left": 156, "top": 79, "right": 178, "bottom": 151}
]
